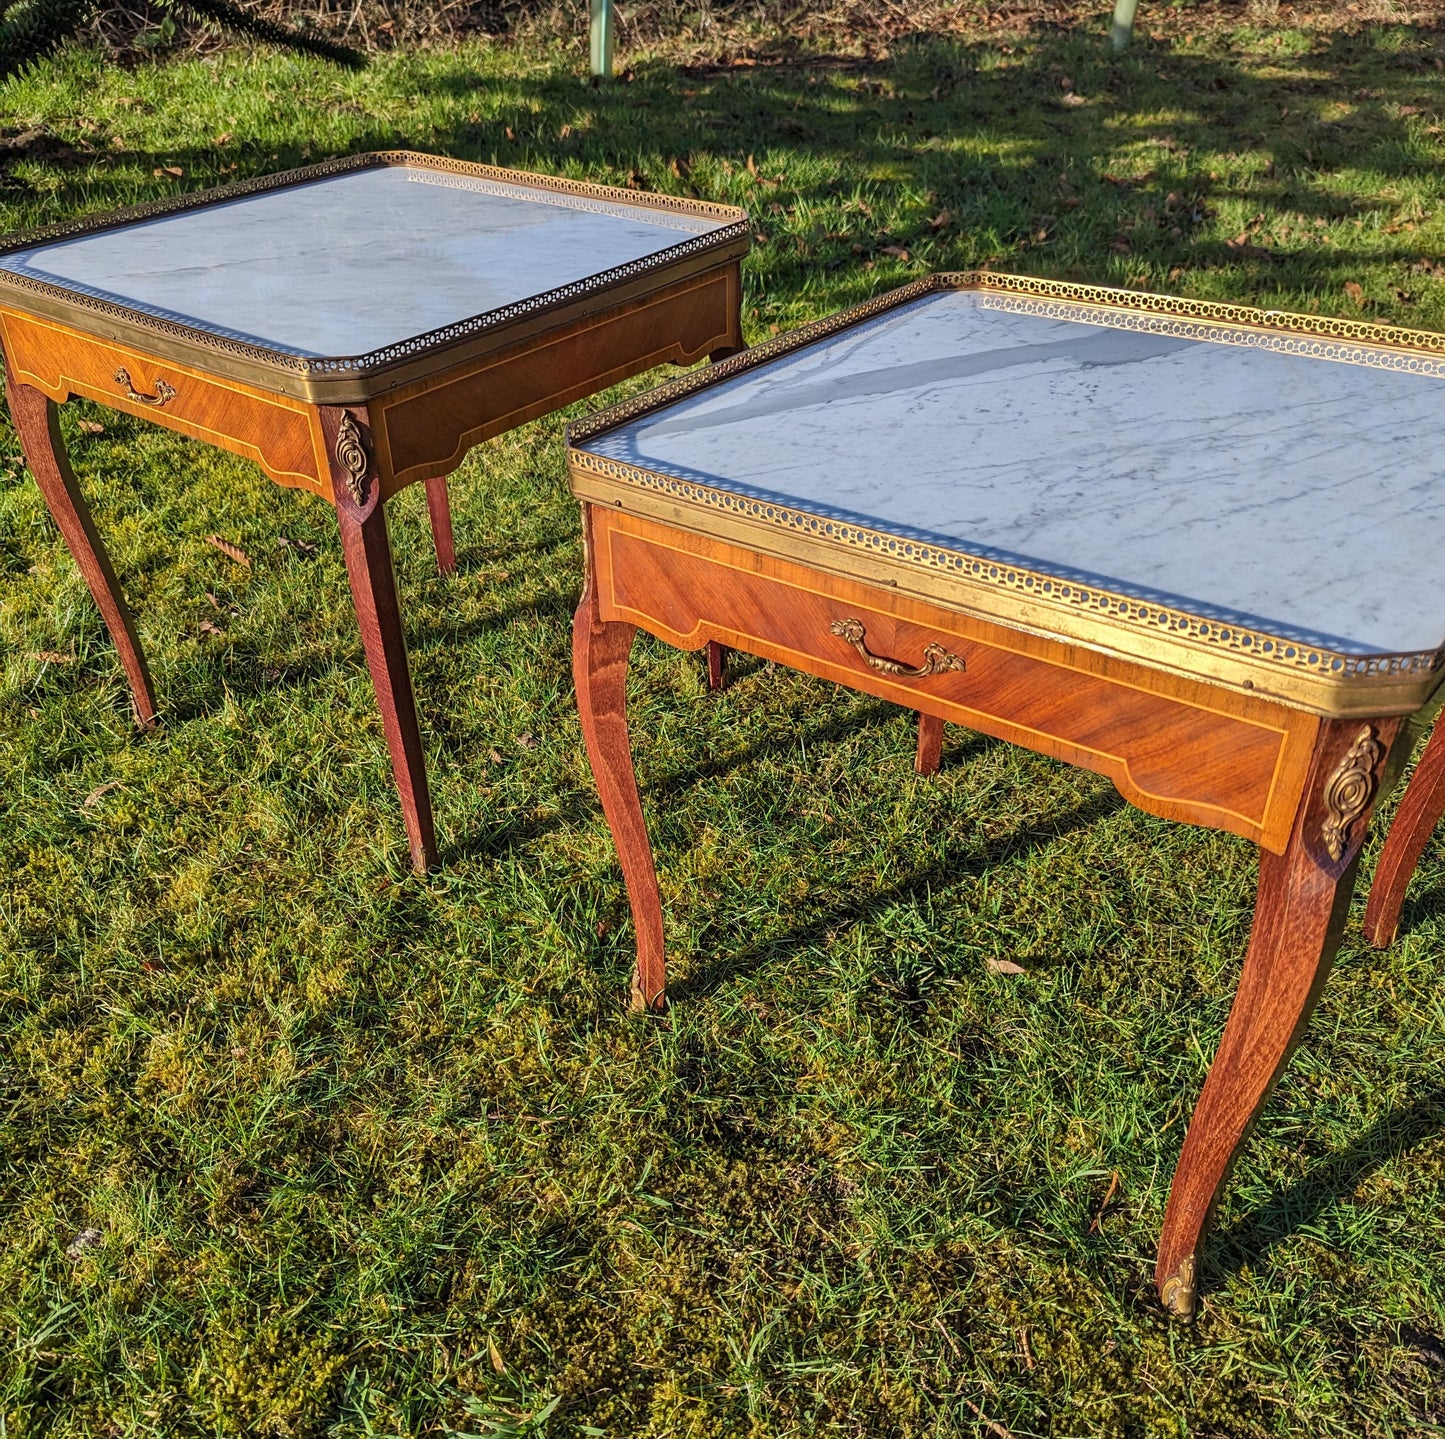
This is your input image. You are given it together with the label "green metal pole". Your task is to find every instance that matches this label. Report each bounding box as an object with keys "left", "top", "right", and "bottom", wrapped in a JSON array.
[
  {"left": 1109, "top": 0, "right": 1138, "bottom": 51},
  {"left": 590, "top": 0, "right": 615, "bottom": 77}
]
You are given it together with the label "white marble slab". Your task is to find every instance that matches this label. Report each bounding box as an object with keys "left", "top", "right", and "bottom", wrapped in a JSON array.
[
  {"left": 0, "top": 164, "right": 728, "bottom": 359},
  {"left": 580, "top": 288, "right": 1445, "bottom": 655}
]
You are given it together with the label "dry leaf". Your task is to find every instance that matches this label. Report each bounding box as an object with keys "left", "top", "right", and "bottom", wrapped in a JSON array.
[
  {"left": 198, "top": 619, "right": 224, "bottom": 637},
  {"left": 205, "top": 535, "right": 251, "bottom": 568},
  {"left": 66, "top": 1228, "right": 104, "bottom": 1261},
  {"left": 670, "top": 154, "right": 690, "bottom": 180},
  {"left": 213, "top": 131, "right": 233, "bottom": 145},
  {"left": 927, "top": 209, "right": 953, "bottom": 231},
  {"left": 489, "top": 748, "right": 504, "bottom": 764},
  {"left": 517, "top": 732, "right": 537, "bottom": 751},
  {"left": 986, "top": 958, "right": 1026, "bottom": 976},
  {"left": 504, "top": 126, "right": 515, "bottom": 141},
  {"left": 77, "top": 419, "right": 105, "bottom": 435},
  {"left": 746, "top": 153, "right": 759, "bottom": 178},
  {"left": 152, "top": 164, "right": 183, "bottom": 178},
  {"left": 880, "top": 244, "right": 911, "bottom": 259},
  {"left": 489, "top": 1337, "right": 505, "bottom": 1374},
  {"left": 1344, "top": 280, "right": 1365, "bottom": 303},
  {"left": 560, "top": 123, "right": 572, "bottom": 139},
  {"left": 1059, "top": 92, "right": 1088, "bottom": 108},
  {"left": 83, "top": 781, "right": 120, "bottom": 808},
  {"left": 29, "top": 650, "right": 74, "bottom": 664}
]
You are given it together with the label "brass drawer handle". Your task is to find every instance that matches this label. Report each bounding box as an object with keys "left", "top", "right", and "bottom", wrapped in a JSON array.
[
  {"left": 114, "top": 367, "right": 176, "bottom": 407},
  {"left": 829, "top": 617, "right": 966, "bottom": 678}
]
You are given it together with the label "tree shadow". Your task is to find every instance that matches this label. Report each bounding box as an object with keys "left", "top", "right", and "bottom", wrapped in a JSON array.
[{"left": 10, "top": 20, "right": 1444, "bottom": 323}]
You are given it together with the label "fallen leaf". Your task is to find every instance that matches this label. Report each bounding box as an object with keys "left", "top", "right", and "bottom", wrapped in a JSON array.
[
  {"left": 927, "top": 209, "right": 953, "bottom": 231},
  {"left": 746, "top": 153, "right": 759, "bottom": 178},
  {"left": 517, "top": 732, "right": 537, "bottom": 750},
  {"left": 1168, "top": 265, "right": 1187, "bottom": 281},
  {"left": 152, "top": 164, "right": 183, "bottom": 178},
  {"left": 29, "top": 650, "right": 74, "bottom": 664},
  {"left": 66, "top": 1228, "right": 104, "bottom": 1261},
  {"left": 213, "top": 131, "right": 233, "bottom": 145},
  {"left": 489, "top": 748, "right": 504, "bottom": 764},
  {"left": 560, "top": 123, "right": 572, "bottom": 139},
  {"left": 880, "top": 244, "right": 910, "bottom": 259},
  {"left": 489, "top": 1337, "right": 506, "bottom": 1374},
  {"left": 83, "top": 781, "right": 121, "bottom": 807},
  {"left": 670, "top": 154, "right": 690, "bottom": 180},
  {"left": 504, "top": 126, "right": 515, "bottom": 141},
  {"left": 1344, "top": 280, "right": 1365, "bottom": 303},
  {"left": 76, "top": 419, "right": 105, "bottom": 434},
  {"left": 198, "top": 620, "right": 224, "bottom": 638},
  {"left": 205, "top": 535, "right": 251, "bottom": 568},
  {"left": 987, "top": 958, "right": 1026, "bottom": 976},
  {"left": 1059, "top": 92, "right": 1088, "bottom": 108}
]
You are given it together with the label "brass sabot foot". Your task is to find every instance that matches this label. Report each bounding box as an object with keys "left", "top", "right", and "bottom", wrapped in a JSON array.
[{"left": 1160, "top": 1254, "right": 1197, "bottom": 1320}]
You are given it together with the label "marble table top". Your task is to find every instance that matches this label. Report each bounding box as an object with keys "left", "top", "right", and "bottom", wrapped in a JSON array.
[
  {"left": 577, "top": 286, "right": 1445, "bottom": 658},
  {"left": 0, "top": 161, "right": 733, "bottom": 360}
]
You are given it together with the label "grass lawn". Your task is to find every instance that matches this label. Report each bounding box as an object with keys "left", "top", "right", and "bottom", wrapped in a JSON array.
[{"left": 3, "top": 9, "right": 1445, "bottom": 1435}]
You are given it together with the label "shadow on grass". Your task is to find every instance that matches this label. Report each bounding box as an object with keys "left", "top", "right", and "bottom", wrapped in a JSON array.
[
  {"left": 10, "top": 20, "right": 1445, "bottom": 316},
  {"left": 673, "top": 778, "right": 1126, "bottom": 1000},
  {"left": 1211, "top": 1085, "right": 1445, "bottom": 1286}
]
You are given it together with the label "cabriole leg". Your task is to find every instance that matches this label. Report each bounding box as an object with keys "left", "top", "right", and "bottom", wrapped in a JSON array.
[
  {"left": 1363, "top": 717, "right": 1445, "bottom": 947},
  {"left": 1155, "top": 716, "right": 1400, "bottom": 1318},
  {"left": 8, "top": 382, "right": 157, "bottom": 727},
  {"left": 424, "top": 475, "right": 457, "bottom": 576},
  {"left": 324, "top": 406, "right": 437, "bottom": 874},
  {"left": 574, "top": 514, "right": 666, "bottom": 1012}
]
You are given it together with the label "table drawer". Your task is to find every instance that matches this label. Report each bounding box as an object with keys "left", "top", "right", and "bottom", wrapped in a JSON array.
[
  {"left": 0, "top": 309, "right": 325, "bottom": 496},
  {"left": 592, "top": 507, "right": 1318, "bottom": 851}
]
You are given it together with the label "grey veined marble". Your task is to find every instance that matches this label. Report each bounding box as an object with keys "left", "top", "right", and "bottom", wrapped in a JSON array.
[
  {"left": 580, "top": 288, "right": 1445, "bottom": 655},
  {"left": 0, "top": 164, "right": 727, "bottom": 360}
]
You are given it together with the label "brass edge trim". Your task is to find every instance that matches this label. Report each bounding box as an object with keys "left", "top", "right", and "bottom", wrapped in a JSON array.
[
  {"left": 569, "top": 464, "right": 1444, "bottom": 716},
  {"left": 0, "top": 150, "right": 749, "bottom": 389},
  {"left": 0, "top": 242, "right": 747, "bottom": 404}
]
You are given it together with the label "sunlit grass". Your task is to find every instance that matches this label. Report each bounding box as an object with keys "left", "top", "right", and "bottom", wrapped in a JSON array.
[{"left": 2, "top": 12, "right": 1445, "bottom": 1437}]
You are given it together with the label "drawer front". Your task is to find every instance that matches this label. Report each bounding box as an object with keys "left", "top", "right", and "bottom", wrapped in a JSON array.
[
  {"left": 0, "top": 310, "right": 326, "bottom": 496},
  {"left": 372, "top": 263, "right": 742, "bottom": 495},
  {"left": 593, "top": 508, "right": 1318, "bottom": 851}
]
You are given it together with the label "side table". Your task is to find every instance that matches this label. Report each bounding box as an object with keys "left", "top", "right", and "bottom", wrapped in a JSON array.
[
  {"left": 0, "top": 151, "right": 747, "bottom": 871},
  {"left": 565, "top": 273, "right": 1445, "bottom": 1316}
]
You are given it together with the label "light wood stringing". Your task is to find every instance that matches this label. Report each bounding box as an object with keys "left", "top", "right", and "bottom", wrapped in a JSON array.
[{"left": 592, "top": 507, "right": 1322, "bottom": 852}]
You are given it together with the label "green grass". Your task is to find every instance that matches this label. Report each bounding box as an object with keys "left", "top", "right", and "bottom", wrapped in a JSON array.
[{"left": 3, "top": 11, "right": 1445, "bottom": 1436}]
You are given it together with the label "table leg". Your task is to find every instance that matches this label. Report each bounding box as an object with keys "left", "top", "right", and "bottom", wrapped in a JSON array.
[
  {"left": 1363, "top": 717, "right": 1445, "bottom": 948},
  {"left": 705, "top": 641, "right": 728, "bottom": 693},
  {"left": 574, "top": 557, "right": 666, "bottom": 1013},
  {"left": 7, "top": 382, "right": 158, "bottom": 727},
  {"left": 424, "top": 475, "right": 457, "bottom": 576},
  {"left": 915, "top": 713, "right": 945, "bottom": 776},
  {"left": 324, "top": 406, "right": 437, "bottom": 875},
  {"left": 1154, "top": 715, "right": 1399, "bottom": 1318}
]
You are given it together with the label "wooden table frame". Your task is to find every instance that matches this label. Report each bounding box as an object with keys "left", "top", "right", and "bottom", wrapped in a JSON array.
[
  {"left": 564, "top": 273, "right": 1445, "bottom": 1319},
  {"left": 0, "top": 152, "right": 748, "bottom": 873}
]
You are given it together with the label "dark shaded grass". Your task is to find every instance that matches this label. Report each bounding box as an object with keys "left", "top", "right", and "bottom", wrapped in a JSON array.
[{"left": 2, "top": 13, "right": 1445, "bottom": 1437}]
